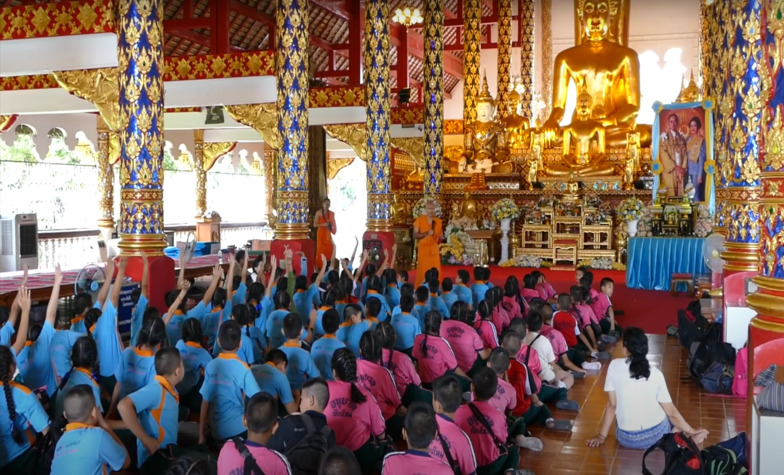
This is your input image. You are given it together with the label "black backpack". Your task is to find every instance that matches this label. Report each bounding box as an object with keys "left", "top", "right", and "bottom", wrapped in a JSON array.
[
  {"left": 687, "top": 326, "right": 735, "bottom": 383},
  {"left": 642, "top": 432, "right": 749, "bottom": 475},
  {"left": 699, "top": 362, "right": 734, "bottom": 395},
  {"left": 677, "top": 301, "right": 711, "bottom": 350},
  {"left": 283, "top": 414, "right": 333, "bottom": 475}
]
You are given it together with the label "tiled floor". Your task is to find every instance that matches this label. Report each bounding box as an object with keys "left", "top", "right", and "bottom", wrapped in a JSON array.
[{"left": 518, "top": 334, "right": 747, "bottom": 475}]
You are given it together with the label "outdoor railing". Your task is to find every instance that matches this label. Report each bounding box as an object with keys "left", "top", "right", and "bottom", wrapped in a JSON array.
[{"left": 37, "top": 222, "right": 270, "bottom": 270}]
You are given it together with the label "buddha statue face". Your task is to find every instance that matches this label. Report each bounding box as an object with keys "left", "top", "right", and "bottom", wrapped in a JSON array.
[
  {"left": 576, "top": 92, "right": 593, "bottom": 117},
  {"left": 581, "top": 0, "right": 611, "bottom": 42},
  {"left": 476, "top": 101, "right": 495, "bottom": 123}
]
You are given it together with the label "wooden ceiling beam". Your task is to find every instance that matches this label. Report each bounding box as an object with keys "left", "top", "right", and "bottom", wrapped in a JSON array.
[
  {"left": 389, "top": 24, "right": 464, "bottom": 80},
  {"left": 310, "top": 0, "right": 351, "bottom": 22}
]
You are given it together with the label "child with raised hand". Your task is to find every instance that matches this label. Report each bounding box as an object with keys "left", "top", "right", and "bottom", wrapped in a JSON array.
[
  {"left": 250, "top": 350, "right": 298, "bottom": 415},
  {"left": 1, "top": 337, "right": 51, "bottom": 473},
  {"left": 413, "top": 311, "right": 467, "bottom": 389},
  {"left": 91, "top": 257, "right": 126, "bottom": 394},
  {"left": 71, "top": 259, "right": 114, "bottom": 334},
  {"left": 336, "top": 303, "right": 372, "bottom": 356},
  {"left": 51, "top": 385, "right": 129, "bottom": 474},
  {"left": 230, "top": 250, "right": 250, "bottom": 306},
  {"left": 55, "top": 336, "right": 102, "bottom": 418},
  {"left": 279, "top": 313, "right": 320, "bottom": 394},
  {"left": 294, "top": 255, "right": 328, "bottom": 328},
  {"left": 474, "top": 299, "right": 500, "bottom": 350},
  {"left": 175, "top": 318, "right": 213, "bottom": 415},
  {"left": 455, "top": 367, "right": 523, "bottom": 474},
  {"left": 384, "top": 268, "right": 400, "bottom": 310},
  {"left": 376, "top": 322, "right": 425, "bottom": 404},
  {"left": 1, "top": 268, "right": 27, "bottom": 347},
  {"left": 200, "top": 320, "right": 261, "bottom": 444},
  {"left": 365, "top": 274, "right": 392, "bottom": 322},
  {"left": 310, "top": 309, "right": 346, "bottom": 380},
  {"left": 202, "top": 259, "right": 234, "bottom": 352},
  {"left": 217, "top": 392, "right": 292, "bottom": 475},
  {"left": 15, "top": 266, "right": 60, "bottom": 397},
  {"left": 117, "top": 347, "right": 184, "bottom": 471},
  {"left": 440, "top": 300, "right": 491, "bottom": 377},
  {"left": 110, "top": 316, "right": 167, "bottom": 415},
  {"left": 325, "top": 348, "right": 388, "bottom": 474},
  {"left": 357, "top": 331, "right": 405, "bottom": 436},
  {"left": 167, "top": 263, "right": 222, "bottom": 347},
  {"left": 381, "top": 401, "right": 452, "bottom": 475}
]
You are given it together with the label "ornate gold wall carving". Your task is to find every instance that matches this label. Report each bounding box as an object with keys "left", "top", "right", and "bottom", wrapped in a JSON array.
[
  {"left": 463, "top": 0, "right": 481, "bottom": 126},
  {"left": 497, "top": 0, "right": 513, "bottom": 120},
  {"left": 323, "top": 124, "right": 366, "bottom": 162},
  {"left": 519, "top": 0, "right": 535, "bottom": 118},
  {"left": 193, "top": 129, "right": 235, "bottom": 218},
  {"left": 53, "top": 68, "right": 121, "bottom": 131},
  {"left": 540, "top": 0, "right": 553, "bottom": 119},
  {"left": 327, "top": 157, "right": 355, "bottom": 179},
  {"left": 226, "top": 103, "right": 282, "bottom": 150},
  {"left": 423, "top": 0, "right": 445, "bottom": 196}
]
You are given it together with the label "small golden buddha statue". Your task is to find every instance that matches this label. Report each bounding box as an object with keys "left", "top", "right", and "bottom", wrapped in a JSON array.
[
  {"left": 502, "top": 78, "right": 531, "bottom": 150},
  {"left": 676, "top": 71, "right": 700, "bottom": 103},
  {"left": 543, "top": 0, "right": 651, "bottom": 148},
  {"left": 460, "top": 192, "right": 479, "bottom": 222},
  {"left": 462, "top": 73, "right": 508, "bottom": 174}
]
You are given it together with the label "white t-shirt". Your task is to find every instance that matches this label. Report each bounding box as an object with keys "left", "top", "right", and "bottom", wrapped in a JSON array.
[
  {"left": 523, "top": 331, "right": 556, "bottom": 382},
  {"left": 605, "top": 358, "right": 672, "bottom": 431}
]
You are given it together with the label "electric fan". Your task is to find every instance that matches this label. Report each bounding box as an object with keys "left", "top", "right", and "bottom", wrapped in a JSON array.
[
  {"left": 74, "top": 264, "right": 107, "bottom": 299},
  {"left": 702, "top": 233, "right": 726, "bottom": 290}
]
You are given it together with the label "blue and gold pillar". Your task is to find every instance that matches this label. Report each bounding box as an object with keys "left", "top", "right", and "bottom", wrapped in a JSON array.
[
  {"left": 423, "top": 0, "right": 444, "bottom": 197},
  {"left": 117, "top": 0, "right": 173, "bottom": 311},
  {"left": 117, "top": 0, "right": 166, "bottom": 254},
  {"left": 364, "top": 0, "right": 393, "bottom": 232},
  {"left": 718, "top": 0, "right": 762, "bottom": 275},
  {"left": 463, "top": 0, "right": 481, "bottom": 127},
  {"left": 519, "top": 0, "right": 535, "bottom": 119},
  {"left": 497, "top": 0, "right": 513, "bottom": 120},
  {"left": 270, "top": 0, "right": 313, "bottom": 270}
]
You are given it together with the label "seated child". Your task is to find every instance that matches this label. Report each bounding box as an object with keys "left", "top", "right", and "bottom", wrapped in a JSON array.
[
  {"left": 364, "top": 298, "right": 382, "bottom": 329},
  {"left": 200, "top": 320, "right": 261, "bottom": 443},
  {"left": 54, "top": 336, "right": 102, "bottom": 419},
  {"left": 267, "top": 378, "right": 337, "bottom": 458},
  {"left": 570, "top": 285, "right": 601, "bottom": 354},
  {"left": 293, "top": 256, "right": 327, "bottom": 328},
  {"left": 455, "top": 367, "right": 520, "bottom": 473},
  {"left": 325, "top": 349, "right": 388, "bottom": 473},
  {"left": 175, "top": 319, "right": 214, "bottom": 415},
  {"left": 541, "top": 306, "right": 600, "bottom": 374},
  {"left": 412, "top": 286, "right": 430, "bottom": 329},
  {"left": 117, "top": 347, "right": 184, "bottom": 471},
  {"left": 428, "top": 375, "right": 477, "bottom": 475},
  {"left": 52, "top": 385, "right": 129, "bottom": 474},
  {"left": 439, "top": 278, "right": 458, "bottom": 311},
  {"left": 470, "top": 267, "right": 491, "bottom": 309},
  {"left": 552, "top": 293, "right": 595, "bottom": 357},
  {"left": 213, "top": 305, "right": 256, "bottom": 364},
  {"left": 502, "top": 276, "right": 524, "bottom": 321},
  {"left": 279, "top": 314, "right": 320, "bottom": 393},
  {"left": 487, "top": 287, "right": 510, "bottom": 334},
  {"left": 217, "top": 392, "right": 292, "bottom": 475},
  {"left": 111, "top": 316, "right": 166, "bottom": 413},
  {"left": 413, "top": 311, "right": 467, "bottom": 389},
  {"left": 365, "top": 275, "right": 391, "bottom": 322},
  {"left": 310, "top": 309, "right": 346, "bottom": 380},
  {"left": 266, "top": 291, "right": 293, "bottom": 350},
  {"left": 390, "top": 295, "right": 421, "bottom": 354},
  {"left": 590, "top": 278, "right": 620, "bottom": 337},
  {"left": 521, "top": 273, "right": 541, "bottom": 302},
  {"left": 357, "top": 332, "right": 404, "bottom": 434},
  {"left": 250, "top": 350, "right": 297, "bottom": 414},
  {"left": 166, "top": 264, "right": 221, "bottom": 346},
  {"left": 532, "top": 270, "right": 558, "bottom": 303},
  {"left": 391, "top": 283, "right": 414, "bottom": 318},
  {"left": 336, "top": 304, "right": 373, "bottom": 356},
  {"left": 474, "top": 300, "right": 500, "bottom": 350},
  {"left": 523, "top": 310, "right": 579, "bottom": 405},
  {"left": 440, "top": 301, "right": 490, "bottom": 376},
  {"left": 320, "top": 446, "right": 362, "bottom": 475},
  {"left": 453, "top": 270, "right": 473, "bottom": 307},
  {"left": 381, "top": 401, "right": 452, "bottom": 475},
  {"left": 312, "top": 289, "right": 338, "bottom": 336},
  {"left": 376, "top": 322, "right": 425, "bottom": 405},
  {"left": 427, "top": 279, "right": 449, "bottom": 320}
]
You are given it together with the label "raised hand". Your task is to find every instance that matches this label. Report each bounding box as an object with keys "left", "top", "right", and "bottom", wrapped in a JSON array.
[
  {"left": 18, "top": 286, "right": 31, "bottom": 312},
  {"left": 212, "top": 263, "right": 222, "bottom": 279},
  {"left": 54, "top": 264, "right": 63, "bottom": 283},
  {"left": 270, "top": 255, "right": 278, "bottom": 270},
  {"left": 118, "top": 256, "right": 128, "bottom": 270},
  {"left": 21, "top": 264, "right": 29, "bottom": 287},
  {"left": 179, "top": 280, "right": 191, "bottom": 292},
  {"left": 322, "top": 254, "right": 328, "bottom": 268}
]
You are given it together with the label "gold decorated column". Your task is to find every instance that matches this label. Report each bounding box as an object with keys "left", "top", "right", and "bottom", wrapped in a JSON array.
[
  {"left": 263, "top": 148, "right": 276, "bottom": 225},
  {"left": 463, "top": 0, "right": 482, "bottom": 126},
  {"left": 540, "top": 0, "right": 553, "bottom": 119},
  {"left": 423, "top": 0, "right": 445, "bottom": 196},
  {"left": 497, "top": 0, "right": 513, "bottom": 119},
  {"left": 117, "top": 0, "right": 166, "bottom": 254},
  {"left": 192, "top": 130, "right": 235, "bottom": 219},
  {"left": 96, "top": 116, "right": 119, "bottom": 241},
  {"left": 519, "top": 0, "right": 536, "bottom": 118},
  {"left": 364, "top": 0, "right": 393, "bottom": 231},
  {"left": 274, "top": 0, "right": 310, "bottom": 240}
]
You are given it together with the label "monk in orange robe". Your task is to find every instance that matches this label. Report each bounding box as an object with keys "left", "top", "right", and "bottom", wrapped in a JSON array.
[
  {"left": 314, "top": 198, "right": 336, "bottom": 265},
  {"left": 413, "top": 200, "right": 444, "bottom": 285}
]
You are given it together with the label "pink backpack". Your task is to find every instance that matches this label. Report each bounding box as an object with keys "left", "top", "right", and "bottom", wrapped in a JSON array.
[{"left": 733, "top": 346, "right": 748, "bottom": 398}]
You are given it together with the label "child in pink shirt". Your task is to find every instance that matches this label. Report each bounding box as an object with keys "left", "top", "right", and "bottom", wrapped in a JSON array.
[
  {"left": 521, "top": 273, "right": 540, "bottom": 302},
  {"left": 376, "top": 322, "right": 422, "bottom": 397},
  {"left": 325, "top": 348, "right": 388, "bottom": 473},
  {"left": 413, "top": 311, "right": 467, "bottom": 387},
  {"left": 381, "top": 402, "right": 452, "bottom": 475},
  {"left": 429, "top": 375, "right": 478, "bottom": 475},
  {"left": 590, "top": 278, "right": 619, "bottom": 337},
  {"left": 357, "top": 331, "right": 403, "bottom": 428},
  {"left": 532, "top": 270, "right": 558, "bottom": 303},
  {"left": 488, "top": 287, "right": 510, "bottom": 334},
  {"left": 474, "top": 300, "right": 499, "bottom": 350},
  {"left": 217, "top": 392, "right": 292, "bottom": 475},
  {"left": 440, "top": 301, "right": 490, "bottom": 375}
]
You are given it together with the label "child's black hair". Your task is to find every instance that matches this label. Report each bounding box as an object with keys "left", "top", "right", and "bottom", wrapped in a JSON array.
[
  {"left": 62, "top": 384, "right": 96, "bottom": 423},
  {"left": 600, "top": 277, "right": 614, "bottom": 288},
  {"left": 557, "top": 293, "right": 571, "bottom": 310},
  {"left": 488, "top": 347, "right": 510, "bottom": 375},
  {"left": 60, "top": 336, "right": 100, "bottom": 391},
  {"left": 383, "top": 269, "right": 397, "bottom": 286},
  {"left": 433, "top": 374, "right": 463, "bottom": 413},
  {"left": 1, "top": 346, "right": 23, "bottom": 442},
  {"left": 218, "top": 320, "right": 242, "bottom": 352},
  {"left": 137, "top": 316, "right": 167, "bottom": 349},
  {"left": 232, "top": 304, "right": 254, "bottom": 339},
  {"left": 266, "top": 349, "right": 288, "bottom": 366},
  {"left": 427, "top": 279, "right": 439, "bottom": 294},
  {"left": 472, "top": 366, "right": 498, "bottom": 401},
  {"left": 331, "top": 348, "right": 366, "bottom": 404},
  {"left": 526, "top": 309, "right": 543, "bottom": 332},
  {"left": 74, "top": 292, "right": 93, "bottom": 317},
  {"left": 282, "top": 313, "right": 303, "bottom": 340},
  {"left": 245, "top": 392, "right": 278, "bottom": 434},
  {"left": 450, "top": 300, "right": 469, "bottom": 323},
  {"left": 505, "top": 275, "right": 520, "bottom": 297},
  {"left": 477, "top": 299, "right": 492, "bottom": 321},
  {"left": 399, "top": 283, "right": 415, "bottom": 299},
  {"left": 273, "top": 290, "right": 291, "bottom": 310},
  {"left": 343, "top": 303, "right": 362, "bottom": 323},
  {"left": 181, "top": 318, "right": 204, "bottom": 346},
  {"left": 456, "top": 269, "right": 470, "bottom": 285},
  {"left": 624, "top": 327, "right": 651, "bottom": 380},
  {"left": 399, "top": 270, "right": 409, "bottom": 282},
  {"left": 155, "top": 347, "right": 182, "bottom": 376},
  {"left": 365, "top": 298, "right": 381, "bottom": 318},
  {"left": 295, "top": 275, "right": 309, "bottom": 291},
  {"left": 420, "top": 311, "right": 442, "bottom": 358},
  {"left": 322, "top": 308, "right": 340, "bottom": 335},
  {"left": 83, "top": 308, "right": 102, "bottom": 338},
  {"left": 442, "top": 278, "right": 453, "bottom": 292},
  {"left": 359, "top": 330, "right": 383, "bottom": 364},
  {"left": 415, "top": 286, "right": 429, "bottom": 303},
  {"left": 507, "top": 318, "right": 527, "bottom": 340},
  {"left": 367, "top": 275, "right": 383, "bottom": 293},
  {"left": 403, "top": 401, "right": 438, "bottom": 449},
  {"left": 473, "top": 266, "right": 483, "bottom": 281}
]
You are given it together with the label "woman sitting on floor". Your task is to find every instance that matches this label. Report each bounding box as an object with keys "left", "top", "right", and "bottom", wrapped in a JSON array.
[{"left": 587, "top": 327, "right": 708, "bottom": 450}]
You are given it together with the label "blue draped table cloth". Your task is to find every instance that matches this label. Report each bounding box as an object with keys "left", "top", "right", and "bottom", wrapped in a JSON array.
[{"left": 626, "top": 237, "right": 707, "bottom": 290}]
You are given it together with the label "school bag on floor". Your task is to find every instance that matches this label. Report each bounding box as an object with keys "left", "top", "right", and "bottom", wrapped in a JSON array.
[
  {"left": 732, "top": 346, "right": 748, "bottom": 398},
  {"left": 677, "top": 301, "right": 711, "bottom": 350},
  {"left": 687, "top": 325, "right": 735, "bottom": 383},
  {"left": 642, "top": 432, "right": 748, "bottom": 475},
  {"left": 699, "top": 361, "right": 734, "bottom": 395}
]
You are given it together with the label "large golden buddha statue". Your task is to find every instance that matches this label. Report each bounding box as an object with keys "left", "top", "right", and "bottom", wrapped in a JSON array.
[
  {"left": 461, "top": 74, "right": 508, "bottom": 174},
  {"left": 544, "top": 0, "right": 651, "bottom": 148}
]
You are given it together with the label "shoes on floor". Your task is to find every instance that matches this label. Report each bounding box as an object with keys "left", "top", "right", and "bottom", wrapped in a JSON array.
[
  {"left": 571, "top": 370, "right": 586, "bottom": 379},
  {"left": 582, "top": 361, "right": 602, "bottom": 371},
  {"left": 600, "top": 334, "right": 618, "bottom": 344},
  {"left": 555, "top": 399, "right": 580, "bottom": 411},
  {"left": 515, "top": 434, "right": 543, "bottom": 451}
]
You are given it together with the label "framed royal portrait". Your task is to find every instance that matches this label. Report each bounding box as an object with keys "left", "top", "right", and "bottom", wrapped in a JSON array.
[{"left": 651, "top": 100, "right": 716, "bottom": 210}]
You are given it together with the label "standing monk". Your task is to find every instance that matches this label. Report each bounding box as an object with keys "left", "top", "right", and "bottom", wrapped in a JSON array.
[
  {"left": 314, "top": 198, "right": 336, "bottom": 265},
  {"left": 413, "top": 200, "right": 443, "bottom": 285}
]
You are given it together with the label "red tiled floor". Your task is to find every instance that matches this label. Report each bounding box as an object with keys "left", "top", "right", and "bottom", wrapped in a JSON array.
[{"left": 517, "top": 333, "right": 747, "bottom": 475}]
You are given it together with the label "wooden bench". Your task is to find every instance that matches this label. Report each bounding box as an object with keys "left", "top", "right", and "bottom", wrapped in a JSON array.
[{"left": 670, "top": 273, "right": 694, "bottom": 296}]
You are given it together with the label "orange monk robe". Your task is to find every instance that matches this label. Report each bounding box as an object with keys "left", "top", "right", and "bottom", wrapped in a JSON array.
[
  {"left": 316, "top": 210, "right": 336, "bottom": 265},
  {"left": 414, "top": 215, "right": 443, "bottom": 285}
]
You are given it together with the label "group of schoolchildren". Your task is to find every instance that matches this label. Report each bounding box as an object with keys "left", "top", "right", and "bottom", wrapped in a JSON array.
[{"left": 0, "top": 242, "right": 622, "bottom": 475}]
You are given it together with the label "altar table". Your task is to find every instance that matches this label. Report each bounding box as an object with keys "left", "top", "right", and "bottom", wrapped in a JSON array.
[{"left": 626, "top": 237, "right": 707, "bottom": 291}]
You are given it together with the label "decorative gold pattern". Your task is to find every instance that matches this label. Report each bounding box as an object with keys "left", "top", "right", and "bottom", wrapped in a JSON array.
[
  {"left": 163, "top": 51, "right": 275, "bottom": 81},
  {"left": 0, "top": 0, "right": 114, "bottom": 40},
  {"left": 117, "top": 0, "right": 166, "bottom": 255},
  {"left": 497, "top": 0, "right": 513, "bottom": 120},
  {"left": 463, "top": 0, "right": 481, "bottom": 126},
  {"left": 540, "top": 0, "right": 553, "bottom": 119},
  {"left": 324, "top": 124, "right": 367, "bottom": 161},
  {"left": 263, "top": 148, "right": 276, "bottom": 224},
  {"left": 96, "top": 116, "right": 114, "bottom": 231},
  {"left": 0, "top": 115, "right": 16, "bottom": 132},
  {"left": 327, "top": 157, "right": 354, "bottom": 179},
  {"left": 275, "top": 0, "right": 310, "bottom": 239},
  {"left": 391, "top": 137, "right": 426, "bottom": 168},
  {"left": 226, "top": 103, "right": 282, "bottom": 150},
  {"left": 54, "top": 68, "right": 121, "bottom": 131},
  {"left": 193, "top": 130, "right": 235, "bottom": 218},
  {"left": 519, "top": 0, "right": 535, "bottom": 118},
  {"left": 423, "top": 0, "right": 444, "bottom": 196}
]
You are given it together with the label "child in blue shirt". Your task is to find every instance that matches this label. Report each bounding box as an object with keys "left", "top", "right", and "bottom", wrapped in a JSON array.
[
  {"left": 166, "top": 263, "right": 222, "bottom": 346},
  {"left": 213, "top": 304, "right": 256, "bottom": 364},
  {"left": 54, "top": 336, "right": 103, "bottom": 418},
  {"left": 391, "top": 295, "right": 421, "bottom": 354},
  {"left": 471, "top": 266, "right": 491, "bottom": 309},
  {"left": 70, "top": 258, "right": 114, "bottom": 334},
  {"left": 93, "top": 258, "right": 130, "bottom": 394},
  {"left": 293, "top": 255, "right": 328, "bottom": 328},
  {"left": 230, "top": 251, "right": 250, "bottom": 307},
  {"left": 200, "top": 320, "right": 261, "bottom": 442},
  {"left": 51, "top": 384, "right": 129, "bottom": 474},
  {"left": 336, "top": 304, "right": 373, "bottom": 357},
  {"left": 364, "top": 298, "right": 383, "bottom": 330},
  {"left": 440, "top": 278, "right": 458, "bottom": 314},
  {"left": 310, "top": 309, "right": 346, "bottom": 380},
  {"left": 118, "top": 347, "right": 184, "bottom": 470},
  {"left": 1, "top": 333, "right": 52, "bottom": 471},
  {"left": 365, "top": 275, "right": 392, "bottom": 322},
  {"left": 175, "top": 319, "right": 213, "bottom": 415},
  {"left": 250, "top": 349, "right": 298, "bottom": 414},
  {"left": 279, "top": 314, "right": 320, "bottom": 393},
  {"left": 413, "top": 286, "right": 431, "bottom": 329},
  {"left": 384, "top": 268, "right": 401, "bottom": 310},
  {"left": 110, "top": 315, "right": 166, "bottom": 414},
  {"left": 266, "top": 290, "right": 293, "bottom": 350},
  {"left": 427, "top": 279, "right": 450, "bottom": 319},
  {"left": 453, "top": 270, "right": 473, "bottom": 307},
  {"left": 312, "top": 289, "right": 338, "bottom": 337}
]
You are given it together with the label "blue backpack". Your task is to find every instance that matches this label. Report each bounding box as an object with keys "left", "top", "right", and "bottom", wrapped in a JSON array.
[{"left": 699, "top": 362, "right": 734, "bottom": 395}]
